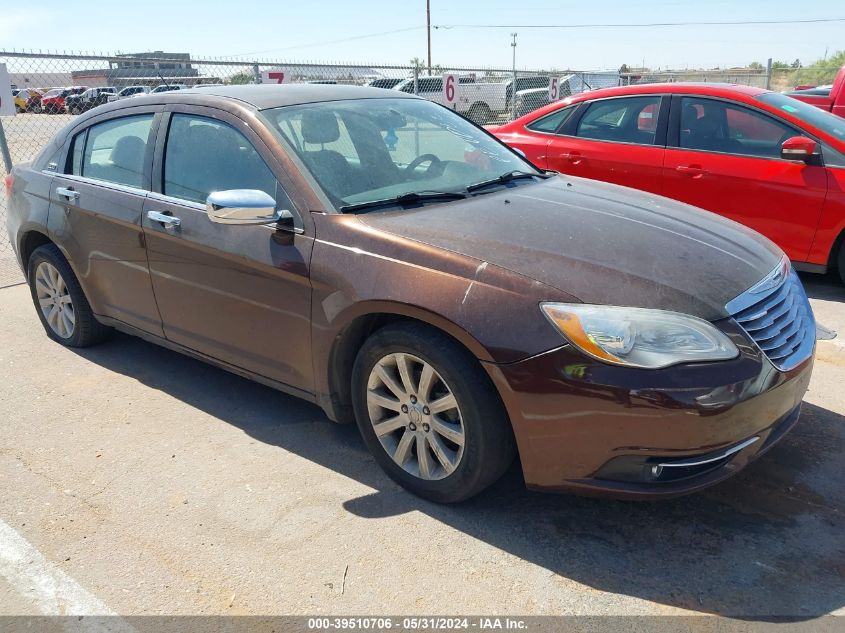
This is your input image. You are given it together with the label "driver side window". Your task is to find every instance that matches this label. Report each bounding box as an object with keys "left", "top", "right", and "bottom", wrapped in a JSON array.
[
  {"left": 163, "top": 113, "right": 279, "bottom": 205},
  {"left": 679, "top": 97, "right": 795, "bottom": 159}
]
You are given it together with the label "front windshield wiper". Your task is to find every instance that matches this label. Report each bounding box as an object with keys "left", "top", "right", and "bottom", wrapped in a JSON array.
[
  {"left": 339, "top": 190, "right": 468, "bottom": 213},
  {"left": 466, "top": 170, "right": 551, "bottom": 193}
]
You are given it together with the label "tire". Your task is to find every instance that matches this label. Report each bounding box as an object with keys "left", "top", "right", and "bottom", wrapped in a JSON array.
[
  {"left": 32, "top": 104, "right": 42, "bottom": 114},
  {"left": 838, "top": 240, "right": 845, "bottom": 286},
  {"left": 467, "top": 102, "right": 492, "bottom": 126},
  {"left": 69, "top": 105, "right": 80, "bottom": 115},
  {"left": 27, "top": 244, "right": 111, "bottom": 348},
  {"left": 352, "top": 321, "right": 515, "bottom": 503}
]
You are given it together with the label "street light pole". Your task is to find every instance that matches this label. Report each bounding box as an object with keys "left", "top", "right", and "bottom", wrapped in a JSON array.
[
  {"left": 426, "top": 0, "right": 432, "bottom": 75},
  {"left": 511, "top": 32, "right": 518, "bottom": 120}
]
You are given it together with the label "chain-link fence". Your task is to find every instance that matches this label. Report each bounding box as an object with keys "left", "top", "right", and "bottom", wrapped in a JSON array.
[{"left": 0, "top": 50, "right": 798, "bottom": 287}]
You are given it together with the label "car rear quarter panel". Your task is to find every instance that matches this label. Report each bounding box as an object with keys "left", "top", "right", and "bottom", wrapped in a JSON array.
[{"left": 7, "top": 164, "right": 53, "bottom": 273}]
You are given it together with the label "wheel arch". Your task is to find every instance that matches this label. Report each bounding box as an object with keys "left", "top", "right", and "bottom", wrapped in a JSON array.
[
  {"left": 320, "top": 304, "right": 493, "bottom": 423},
  {"left": 19, "top": 230, "right": 55, "bottom": 280}
]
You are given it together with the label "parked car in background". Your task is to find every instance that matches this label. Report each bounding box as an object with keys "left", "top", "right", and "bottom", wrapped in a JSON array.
[
  {"left": 65, "top": 87, "right": 116, "bottom": 114},
  {"left": 149, "top": 84, "right": 188, "bottom": 94},
  {"left": 787, "top": 65, "right": 845, "bottom": 118},
  {"left": 107, "top": 86, "right": 150, "bottom": 102},
  {"left": 13, "top": 89, "right": 29, "bottom": 113},
  {"left": 23, "top": 89, "right": 46, "bottom": 113},
  {"left": 367, "top": 78, "right": 403, "bottom": 90},
  {"left": 504, "top": 75, "right": 550, "bottom": 112},
  {"left": 6, "top": 85, "right": 815, "bottom": 502},
  {"left": 41, "top": 86, "right": 88, "bottom": 113},
  {"left": 492, "top": 83, "right": 845, "bottom": 283},
  {"left": 393, "top": 76, "right": 507, "bottom": 124},
  {"left": 512, "top": 87, "right": 552, "bottom": 117}
]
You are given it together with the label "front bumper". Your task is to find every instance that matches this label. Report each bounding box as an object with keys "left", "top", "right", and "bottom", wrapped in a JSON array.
[{"left": 483, "top": 318, "right": 814, "bottom": 497}]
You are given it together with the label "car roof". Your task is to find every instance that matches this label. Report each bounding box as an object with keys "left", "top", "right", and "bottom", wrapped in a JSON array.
[
  {"left": 566, "top": 82, "right": 768, "bottom": 103},
  {"left": 165, "top": 84, "right": 419, "bottom": 109}
]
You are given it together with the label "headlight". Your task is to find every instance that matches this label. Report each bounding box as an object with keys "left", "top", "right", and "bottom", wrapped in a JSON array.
[{"left": 541, "top": 303, "right": 738, "bottom": 369}]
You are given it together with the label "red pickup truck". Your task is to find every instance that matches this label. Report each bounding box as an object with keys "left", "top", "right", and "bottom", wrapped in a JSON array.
[{"left": 788, "top": 65, "right": 845, "bottom": 118}]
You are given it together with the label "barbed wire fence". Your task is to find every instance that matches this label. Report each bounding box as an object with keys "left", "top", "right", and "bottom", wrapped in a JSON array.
[{"left": 0, "top": 50, "right": 838, "bottom": 286}]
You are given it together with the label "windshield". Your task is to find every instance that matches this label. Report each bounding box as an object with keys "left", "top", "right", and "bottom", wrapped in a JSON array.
[
  {"left": 262, "top": 98, "right": 537, "bottom": 209},
  {"left": 43, "top": 89, "right": 61, "bottom": 98},
  {"left": 757, "top": 92, "right": 845, "bottom": 142}
]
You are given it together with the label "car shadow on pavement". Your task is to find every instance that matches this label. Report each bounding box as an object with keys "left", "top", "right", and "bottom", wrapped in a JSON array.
[
  {"left": 72, "top": 333, "right": 845, "bottom": 620},
  {"left": 800, "top": 272, "right": 845, "bottom": 303}
]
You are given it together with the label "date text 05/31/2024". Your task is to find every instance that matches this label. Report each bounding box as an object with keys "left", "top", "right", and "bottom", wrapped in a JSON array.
[{"left": 306, "top": 617, "right": 528, "bottom": 630}]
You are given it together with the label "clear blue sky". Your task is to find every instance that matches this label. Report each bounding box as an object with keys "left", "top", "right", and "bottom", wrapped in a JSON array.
[{"left": 2, "top": 1, "right": 843, "bottom": 70}]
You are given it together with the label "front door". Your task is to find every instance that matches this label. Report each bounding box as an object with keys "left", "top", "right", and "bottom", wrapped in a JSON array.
[
  {"left": 142, "top": 107, "right": 315, "bottom": 392},
  {"left": 662, "top": 95, "right": 827, "bottom": 262}
]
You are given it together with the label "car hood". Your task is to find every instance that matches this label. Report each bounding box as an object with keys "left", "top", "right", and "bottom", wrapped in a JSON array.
[{"left": 356, "top": 175, "right": 783, "bottom": 321}]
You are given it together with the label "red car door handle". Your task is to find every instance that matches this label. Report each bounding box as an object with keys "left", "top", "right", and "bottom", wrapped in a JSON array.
[
  {"left": 559, "top": 151, "right": 583, "bottom": 163},
  {"left": 675, "top": 165, "right": 708, "bottom": 177}
]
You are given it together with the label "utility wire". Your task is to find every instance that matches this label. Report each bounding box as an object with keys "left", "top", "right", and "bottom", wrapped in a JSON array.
[
  {"left": 434, "top": 17, "right": 845, "bottom": 29},
  {"left": 232, "top": 26, "right": 424, "bottom": 57}
]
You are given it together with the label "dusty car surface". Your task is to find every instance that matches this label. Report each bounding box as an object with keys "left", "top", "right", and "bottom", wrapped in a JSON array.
[{"left": 5, "top": 85, "right": 816, "bottom": 502}]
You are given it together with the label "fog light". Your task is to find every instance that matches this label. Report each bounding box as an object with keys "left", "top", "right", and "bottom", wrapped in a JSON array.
[{"left": 650, "top": 464, "right": 663, "bottom": 479}]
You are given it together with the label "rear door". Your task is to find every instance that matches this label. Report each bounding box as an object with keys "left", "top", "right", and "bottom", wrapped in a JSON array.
[
  {"left": 544, "top": 94, "right": 668, "bottom": 194},
  {"left": 47, "top": 106, "right": 164, "bottom": 335},
  {"left": 142, "top": 105, "right": 315, "bottom": 392},
  {"left": 662, "top": 95, "right": 827, "bottom": 262}
]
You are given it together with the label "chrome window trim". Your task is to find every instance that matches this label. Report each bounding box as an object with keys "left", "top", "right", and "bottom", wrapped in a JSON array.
[{"left": 52, "top": 172, "right": 149, "bottom": 197}]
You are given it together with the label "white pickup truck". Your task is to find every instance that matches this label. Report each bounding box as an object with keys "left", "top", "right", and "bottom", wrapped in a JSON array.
[{"left": 392, "top": 76, "right": 507, "bottom": 124}]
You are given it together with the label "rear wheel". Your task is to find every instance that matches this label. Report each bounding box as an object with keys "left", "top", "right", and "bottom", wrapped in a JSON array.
[
  {"left": 27, "top": 244, "right": 111, "bottom": 347},
  {"left": 32, "top": 103, "right": 42, "bottom": 114},
  {"left": 352, "top": 322, "right": 515, "bottom": 503},
  {"left": 467, "top": 102, "right": 492, "bottom": 125}
]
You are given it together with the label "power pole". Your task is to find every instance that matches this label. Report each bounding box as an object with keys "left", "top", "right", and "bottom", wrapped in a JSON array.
[{"left": 426, "top": 0, "right": 432, "bottom": 75}]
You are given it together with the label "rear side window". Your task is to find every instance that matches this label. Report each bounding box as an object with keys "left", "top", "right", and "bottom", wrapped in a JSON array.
[
  {"left": 576, "top": 96, "right": 662, "bottom": 145},
  {"left": 79, "top": 114, "right": 154, "bottom": 188},
  {"left": 526, "top": 106, "right": 576, "bottom": 133},
  {"left": 163, "top": 113, "right": 278, "bottom": 205},
  {"left": 679, "top": 97, "right": 795, "bottom": 158}
]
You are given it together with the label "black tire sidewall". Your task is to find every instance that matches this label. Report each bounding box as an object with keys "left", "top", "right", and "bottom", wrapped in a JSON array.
[
  {"left": 352, "top": 322, "right": 514, "bottom": 503},
  {"left": 27, "top": 244, "right": 108, "bottom": 347}
]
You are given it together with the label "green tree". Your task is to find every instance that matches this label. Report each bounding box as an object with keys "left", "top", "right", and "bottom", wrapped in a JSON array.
[
  {"left": 228, "top": 71, "right": 255, "bottom": 85},
  {"left": 748, "top": 61, "right": 764, "bottom": 71}
]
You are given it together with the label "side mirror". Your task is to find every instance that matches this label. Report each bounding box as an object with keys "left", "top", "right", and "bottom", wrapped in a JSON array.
[
  {"left": 781, "top": 136, "right": 819, "bottom": 162},
  {"left": 206, "top": 189, "right": 282, "bottom": 225}
]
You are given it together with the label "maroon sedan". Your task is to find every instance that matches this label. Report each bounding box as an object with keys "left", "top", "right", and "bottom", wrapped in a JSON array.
[{"left": 5, "top": 85, "right": 815, "bottom": 502}]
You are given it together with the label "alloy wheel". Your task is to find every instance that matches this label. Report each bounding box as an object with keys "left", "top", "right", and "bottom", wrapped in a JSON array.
[
  {"left": 366, "top": 352, "right": 465, "bottom": 480},
  {"left": 34, "top": 261, "right": 75, "bottom": 339}
]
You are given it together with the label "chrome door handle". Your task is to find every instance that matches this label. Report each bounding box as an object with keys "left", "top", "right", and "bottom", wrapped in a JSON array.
[
  {"left": 56, "top": 187, "right": 80, "bottom": 202},
  {"left": 147, "top": 210, "right": 181, "bottom": 229}
]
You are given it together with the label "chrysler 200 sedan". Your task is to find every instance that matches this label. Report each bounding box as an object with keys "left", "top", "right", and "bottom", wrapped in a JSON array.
[{"left": 6, "top": 85, "right": 815, "bottom": 502}]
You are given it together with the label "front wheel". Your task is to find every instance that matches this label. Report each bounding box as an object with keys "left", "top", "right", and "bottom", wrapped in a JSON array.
[
  {"left": 352, "top": 322, "right": 515, "bottom": 503},
  {"left": 27, "top": 244, "right": 111, "bottom": 347}
]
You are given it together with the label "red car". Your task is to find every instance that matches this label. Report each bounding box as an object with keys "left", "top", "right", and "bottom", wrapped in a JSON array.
[
  {"left": 788, "top": 65, "right": 845, "bottom": 118},
  {"left": 40, "top": 86, "right": 87, "bottom": 114},
  {"left": 491, "top": 83, "right": 845, "bottom": 283}
]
